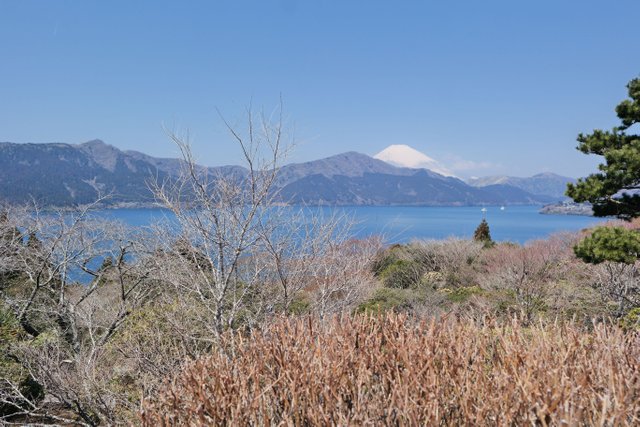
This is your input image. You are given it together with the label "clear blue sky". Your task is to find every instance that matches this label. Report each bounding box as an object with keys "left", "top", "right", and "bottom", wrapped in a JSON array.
[{"left": 1, "top": 0, "right": 638, "bottom": 178}]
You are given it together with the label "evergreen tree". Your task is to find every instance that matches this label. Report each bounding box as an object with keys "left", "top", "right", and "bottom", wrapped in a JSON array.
[
  {"left": 568, "top": 76, "right": 640, "bottom": 315},
  {"left": 567, "top": 76, "right": 640, "bottom": 220},
  {"left": 574, "top": 226, "right": 640, "bottom": 265},
  {"left": 473, "top": 219, "right": 493, "bottom": 245}
]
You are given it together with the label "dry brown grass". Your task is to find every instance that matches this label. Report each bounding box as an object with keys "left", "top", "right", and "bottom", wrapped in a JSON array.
[{"left": 141, "top": 315, "right": 640, "bottom": 426}]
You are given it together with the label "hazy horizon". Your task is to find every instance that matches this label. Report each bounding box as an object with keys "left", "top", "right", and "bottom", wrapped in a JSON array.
[{"left": 1, "top": 1, "right": 639, "bottom": 179}]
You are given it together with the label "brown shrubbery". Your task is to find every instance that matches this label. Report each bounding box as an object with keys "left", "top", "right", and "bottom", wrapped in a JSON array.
[{"left": 142, "top": 314, "right": 640, "bottom": 426}]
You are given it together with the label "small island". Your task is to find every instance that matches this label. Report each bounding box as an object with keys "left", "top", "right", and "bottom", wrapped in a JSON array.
[{"left": 540, "top": 201, "right": 593, "bottom": 216}]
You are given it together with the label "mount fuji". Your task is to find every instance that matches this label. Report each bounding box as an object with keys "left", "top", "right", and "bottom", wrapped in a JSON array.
[{"left": 373, "top": 144, "right": 454, "bottom": 177}]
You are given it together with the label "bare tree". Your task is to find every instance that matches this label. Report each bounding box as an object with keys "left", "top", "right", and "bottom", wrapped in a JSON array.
[
  {"left": 308, "top": 236, "right": 381, "bottom": 317},
  {"left": 0, "top": 203, "right": 156, "bottom": 425},
  {"left": 148, "top": 106, "right": 381, "bottom": 332},
  {"left": 148, "top": 106, "right": 293, "bottom": 338}
]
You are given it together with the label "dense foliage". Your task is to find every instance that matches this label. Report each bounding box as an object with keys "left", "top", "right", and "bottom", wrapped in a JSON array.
[{"left": 574, "top": 226, "right": 640, "bottom": 264}]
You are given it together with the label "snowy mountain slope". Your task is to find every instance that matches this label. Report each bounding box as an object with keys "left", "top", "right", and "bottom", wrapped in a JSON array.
[{"left": 373, "top": 144, "right": 454, "bottom": 177}]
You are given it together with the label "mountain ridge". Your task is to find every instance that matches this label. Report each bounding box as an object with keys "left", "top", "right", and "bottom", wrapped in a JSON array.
[
  {"left": 467, "top": 173, "right": 575, "bottom": 200},
  {"left": 0, "top": 140, "right": 560, "bottom": 207}
]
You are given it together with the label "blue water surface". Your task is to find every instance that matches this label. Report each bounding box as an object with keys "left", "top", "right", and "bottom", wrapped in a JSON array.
[
  {"left": 94, "top": 205, "right": 609, "bottom": 245},
  {"left": 345, "top": 205, "right": 611, "bottom": 243}
]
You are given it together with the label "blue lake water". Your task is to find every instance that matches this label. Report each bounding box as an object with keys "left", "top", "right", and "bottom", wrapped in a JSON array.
[{"left": 94, "top": 205, "right": 609, "bottom": 244}]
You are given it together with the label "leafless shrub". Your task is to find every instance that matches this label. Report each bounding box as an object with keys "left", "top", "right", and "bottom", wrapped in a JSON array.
[
  {"left": 479, "top": 233, "right": 579, "bottom": 323},
  {"left": 306, "top": 236, "right": 381, "bottom": 317},
  {"left": 142, "top": 314, "right": 640, "bottom": 426},
  {"left": 591, "top": 261, "right": 640, "bottom": 316}
]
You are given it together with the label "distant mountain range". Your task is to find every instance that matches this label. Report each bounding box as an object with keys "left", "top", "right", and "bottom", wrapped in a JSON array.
[
  {"left": 278, "top": 153, "right": 554, "bottom": 206},
  {"left": 0, "top": 140, "right": 571, "bottom": 207},
  {"left": 467, "top": 173, "right": 575, "bottom": 200},
  {"left": 0, "top": 140, "right": 170, "bottom": 206}
]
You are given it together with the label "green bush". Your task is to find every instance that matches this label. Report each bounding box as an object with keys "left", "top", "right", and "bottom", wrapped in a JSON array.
[
  {"left": 356, "top": 288, "right": 418, "bottom": 314},
  {"left": 287, "top": 292, "right": 311, "bottom": 315},
  {"left": 371, "top": 244, "right": 404, "bottom": 276},
  {"left": 443, "top": 285, "right": 484, "bottom": 303},
  {"left": 379, "top": 259, "right": 422, "bottom": 289},
  {"left": 620, "top": 307, "right": 640, "bottom": 330},
  {"left": 574, "top": 226, "right": 640, "bottom": 264}
]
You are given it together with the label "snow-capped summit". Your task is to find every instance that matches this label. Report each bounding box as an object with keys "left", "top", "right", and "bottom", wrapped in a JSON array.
[{"left": 373, "top": 144, "right": 454, "bottom": 177}]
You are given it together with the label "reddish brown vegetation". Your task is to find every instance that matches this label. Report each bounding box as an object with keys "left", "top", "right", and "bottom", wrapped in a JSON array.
[{"left": 141, "top": 315, "right": 640, "bottom": 426}]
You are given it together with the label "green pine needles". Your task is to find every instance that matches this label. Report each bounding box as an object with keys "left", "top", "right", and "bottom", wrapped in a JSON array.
[
  {"left": 574, "top": 226, "right": 640, "bottom": 265},
  {"left": 567, "top": 76, "right": 640, "bottom": 220}
]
